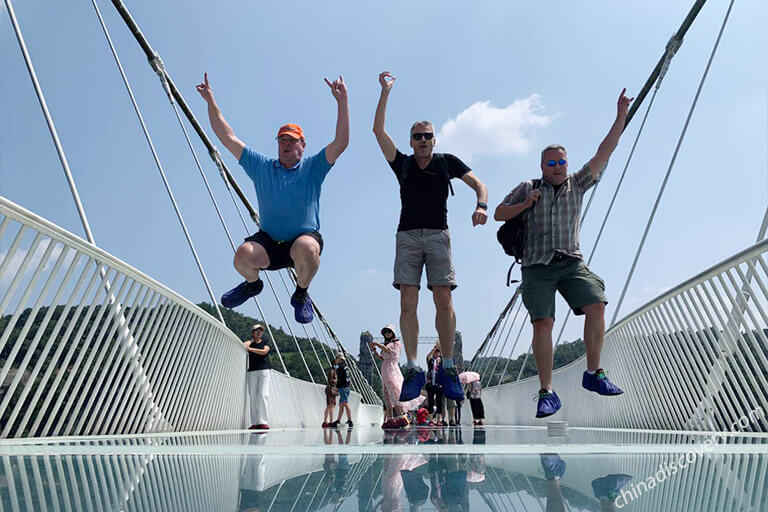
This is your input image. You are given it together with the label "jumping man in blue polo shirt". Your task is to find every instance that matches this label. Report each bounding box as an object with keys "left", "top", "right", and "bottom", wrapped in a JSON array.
[{"left": 196, "top": 73, "right": 349, "bottom": 323}]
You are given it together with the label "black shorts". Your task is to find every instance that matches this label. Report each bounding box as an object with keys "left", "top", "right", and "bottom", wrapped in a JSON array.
[{"left": 244, "top": 230, "right": 324, "bottom": 271}]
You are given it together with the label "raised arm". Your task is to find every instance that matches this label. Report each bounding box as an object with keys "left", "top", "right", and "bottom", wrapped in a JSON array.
[
  {"left": 586, "top": 88, "right": 633, "bottom": 179},
  {"left": 460, "top": 172, "right": 489, "bottom": 227},
  {"left": 324, "top": 76, "right": 349, "bottom": 165},
  {"left": 372, "top": 71, "right": 397, "bottom": 162},
  {"left": 196, "top": 73, "right": 245, "bottom": 161}
]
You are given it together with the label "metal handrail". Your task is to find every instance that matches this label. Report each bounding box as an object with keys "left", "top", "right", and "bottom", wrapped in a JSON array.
[
  {"left": 480, "top": 237, "right": 768, "bottom": 431},
  {"left": 0, "top": 196, "right": 245, "bottom": 438}
]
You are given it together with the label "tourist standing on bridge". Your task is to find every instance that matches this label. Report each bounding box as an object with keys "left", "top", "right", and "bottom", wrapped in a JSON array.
[
  {"left": 373, "top": 71, "right": 489, "bottom": 405},
  {"left": 196, "top": 73, "right": 349, "bottom": 324},
  {"left": 425, "top": 345, "right": 445, "bottom": 426},
  {"left": 330, "top": 353, "right": 354, "bottom": 427},
  {"left": 243, "top": 324, "right": 271, "bottom": 430},
  {"left": 370, "top": 324, "right": 424, "bottom": 428},
  {"left": 494, "top": 89, "right": 632, "bottom": 418}
]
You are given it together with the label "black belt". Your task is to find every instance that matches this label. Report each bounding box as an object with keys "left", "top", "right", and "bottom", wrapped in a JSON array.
[{"left": 551, "top": 252, "right": 573, "bottom": 263}]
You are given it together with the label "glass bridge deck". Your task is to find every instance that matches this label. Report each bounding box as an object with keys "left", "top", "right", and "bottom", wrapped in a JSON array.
[{"left": 2, "top": 426, "right": 767, "bottom": 511}]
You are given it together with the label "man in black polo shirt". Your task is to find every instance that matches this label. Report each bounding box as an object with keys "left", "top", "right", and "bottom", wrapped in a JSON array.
[
  {"left": 244, "top": 324, "right": 272, "bottom": 430},
  {"left": 373, "top": 71, "right": 488, "bottom": 403}
]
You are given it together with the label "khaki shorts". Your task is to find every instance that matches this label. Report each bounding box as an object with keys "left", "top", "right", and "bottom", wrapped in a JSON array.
[
  {"left": 521, "top": 255, "right": 607, "bottom": 321},
  {"left": 393, "top": 229, "right": 457, "bottom": 290}
]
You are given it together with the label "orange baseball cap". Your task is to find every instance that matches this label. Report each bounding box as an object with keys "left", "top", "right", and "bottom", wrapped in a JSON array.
[{"left": 277, "top": 123, "right": 304, "bottom": 140}]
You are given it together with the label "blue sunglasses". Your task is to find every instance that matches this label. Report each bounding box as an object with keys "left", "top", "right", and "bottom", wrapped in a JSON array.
[{"left": 546, "top": 159, "right": 567, "bottom": 167}]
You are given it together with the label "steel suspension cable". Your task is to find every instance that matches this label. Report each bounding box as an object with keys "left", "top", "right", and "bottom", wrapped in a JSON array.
[
  {"left": 7, "top": 0, "right": 161, "bottom": 419},
  {"left": 309, "top": 320, "right": 333, "bottom": 368},
  {"left": 471, "top": 1, "right": 710, "bottom": 381},
  {"left": 477, "top": 293, "right": 521, "bottom": 381},
  {"left": 552, "top": 73, "right": 664, "bottom": 350},
  {"left": 482, "top": 299, "right": 524, "bottom": 387},
  {"left": 277, "top": 271, "right": 325, "bottom": 382},
  {"left": 468, "top": 291, "right": 518, "bottom": 371},
  {"left": 611, "top": 0, "right": 736, "bottom": 326},
  {"left": 496, "top": 308, "right": 531, "bottom": 385},
  {"left": 364, "top": 341, "right": 383, "bottom": 382},
  {"left": 4, "top": 0, "right": 95, "bottom": 243},
  {"left": 104, "top": 0, "right": 376, "bottom": 402},
  {"left": 509, "top": 34, "right": 686, "bottom": 379},
  {"left": 88, "top": 0, "right": 224, "bottom": 324}
]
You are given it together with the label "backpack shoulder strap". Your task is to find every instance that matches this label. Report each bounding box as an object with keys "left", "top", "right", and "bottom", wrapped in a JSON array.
[
  {"left": 434, "top": 153, "right": 455, "bottom": 196},
  {"left": 400, "top": 155, "right": 411, "bottom": 183}
]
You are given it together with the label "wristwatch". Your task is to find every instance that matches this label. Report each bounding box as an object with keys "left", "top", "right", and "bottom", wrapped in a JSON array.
[{"left": 476, "top": 202, "right": 488, "bottom": 210}]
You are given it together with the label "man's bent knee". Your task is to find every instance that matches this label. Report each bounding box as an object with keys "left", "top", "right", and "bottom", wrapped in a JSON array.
[
  {"left": 235, "top": 242, "right": 269, "bottom": 270},
  {"left": 290, "top": 236, "right": 321, "bottom": 263},
  {"left": 582, "top": 302, "right": 606, "bottom": 317}
]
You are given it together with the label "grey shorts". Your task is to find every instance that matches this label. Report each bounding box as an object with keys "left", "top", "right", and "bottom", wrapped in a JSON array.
[{"left": 393, "top": 229, "right": 457, "bottom": 290}]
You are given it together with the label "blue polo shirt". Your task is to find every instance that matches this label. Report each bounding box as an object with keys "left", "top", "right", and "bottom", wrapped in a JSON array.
[{"left": 239, "top": 147, "right": 332, "bottom": 241}]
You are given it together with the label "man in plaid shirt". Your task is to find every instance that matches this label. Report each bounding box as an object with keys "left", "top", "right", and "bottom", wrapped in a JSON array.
[{"left": 495, "top": 89, "right": 633, "bottom": 418}]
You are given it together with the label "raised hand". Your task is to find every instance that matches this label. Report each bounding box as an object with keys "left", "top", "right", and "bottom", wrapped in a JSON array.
[
  {"left": 524, "top": 189, "right": 542, "bottom": 209},
  {"left": 195, "top": 72, "right": 214, "bottom": 103},
  {"left": 378, "top": 71, "right": 396, "bottom": 91},
  {"left": 324, "top": 75, "right": 347, "bottom": 103},
  {"left": 617, "top": 88, "right": 633, "bottom": 119}
]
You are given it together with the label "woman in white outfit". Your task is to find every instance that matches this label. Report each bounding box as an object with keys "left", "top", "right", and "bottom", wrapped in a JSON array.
[{"left": 244, "top": 324, "right": 271, "bottom": 430}]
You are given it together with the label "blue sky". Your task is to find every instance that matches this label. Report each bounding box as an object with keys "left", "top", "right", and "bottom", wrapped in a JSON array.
[{"left": 1, "top": 0, "right": 766, "bottom": 365}]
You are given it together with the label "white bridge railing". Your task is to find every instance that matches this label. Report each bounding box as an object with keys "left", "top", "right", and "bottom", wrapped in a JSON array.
[
  {"left": 0, "top": 196, "right": 247, "bottom": 438},
  {"left": 483, "top": 237, "right": 768, "bottom": 431}
]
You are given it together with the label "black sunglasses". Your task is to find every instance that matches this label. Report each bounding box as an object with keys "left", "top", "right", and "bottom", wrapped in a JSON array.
[{"left": 412, "top": 132, "right": 434, "bottom": 141}]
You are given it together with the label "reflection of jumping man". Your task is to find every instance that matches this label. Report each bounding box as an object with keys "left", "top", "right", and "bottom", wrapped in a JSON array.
[{"left": 196, "top": 73, "right": 349, "bottom": 323}]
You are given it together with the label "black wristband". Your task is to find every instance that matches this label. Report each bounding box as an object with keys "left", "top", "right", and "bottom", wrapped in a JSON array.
[{"left": 476, "top": 202, "right": 488, "bottom": 210}]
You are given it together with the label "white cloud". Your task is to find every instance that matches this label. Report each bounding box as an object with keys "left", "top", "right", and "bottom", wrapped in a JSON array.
[{"left": 436, "top": 94, "right": 555, "bottom": 163}]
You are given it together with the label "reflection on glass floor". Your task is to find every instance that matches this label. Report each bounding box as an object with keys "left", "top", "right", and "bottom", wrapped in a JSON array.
[{"left": 2, "top": 426, "right": 767, "bottom": 511}]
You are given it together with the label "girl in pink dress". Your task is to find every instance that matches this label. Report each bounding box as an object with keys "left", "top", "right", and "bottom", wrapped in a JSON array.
[{"left": 370, "top": 324, "right": 423, "bottom": 428}]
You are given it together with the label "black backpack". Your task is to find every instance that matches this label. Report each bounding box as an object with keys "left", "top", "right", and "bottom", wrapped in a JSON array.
[
  {"left": 400, "top": 153, "right": 455, "bottom": 196},
  {"left": 497, "top": 179, "right": 540, "bottom": 284}
]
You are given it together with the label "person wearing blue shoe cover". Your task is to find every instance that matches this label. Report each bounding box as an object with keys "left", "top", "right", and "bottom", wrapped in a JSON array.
[
  {"left": 196, "top": 73, "right": 349, "bottom": 323},
  {"left": 495, "top": 89, "right": 632, "bottom": 418},
  {"left": 373, "top": 71, "right": 488, "bottom": 403}
]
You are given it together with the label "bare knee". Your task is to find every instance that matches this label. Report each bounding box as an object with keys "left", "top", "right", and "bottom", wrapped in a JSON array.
[
  {"left": 582, "top": 302, "right": 606, "bottom": 319},
  {"left": 235, "top": 242, "right": 268, "bottom": 271},
  {"left": 432, "top": 287, "right": 453, "bottom": 314},
  {"left": 290, "top": 236, "right": 321, "bottom": 265},
  {"left": 532, "top": 318, "right": 554, "bottom": 334}
]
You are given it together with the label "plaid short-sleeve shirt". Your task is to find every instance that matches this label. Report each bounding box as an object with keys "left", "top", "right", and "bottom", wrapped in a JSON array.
[{"left": 502, "top": 164, "right": 602, "bottom": 267}]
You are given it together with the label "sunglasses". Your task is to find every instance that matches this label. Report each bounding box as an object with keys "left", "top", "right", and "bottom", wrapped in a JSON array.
[
  {"left": 545, "top": 159, "right": 567, "bottom": 167},
  {"left": 412, "top": 132, "right": 434, "bottom": 141}
]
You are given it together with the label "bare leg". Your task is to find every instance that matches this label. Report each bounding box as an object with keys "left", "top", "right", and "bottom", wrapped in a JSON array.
[
  {"left": 432, "top": 286, "right": 456, "bottom": 359},
  {"left": 400, "top": 285, "right": 420, "bottom": 361},
  {"left": 532, "top": 318, "right": 555, "bottom": 390},
  {"left": 582, "top": 302, "right": 606, "bottom": 371},
  {"left": 289, "top": 235, "right": 321, "bottom": 288},
  {"left": 233, "top": 241, "right": 270, "bottom": 282}
]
